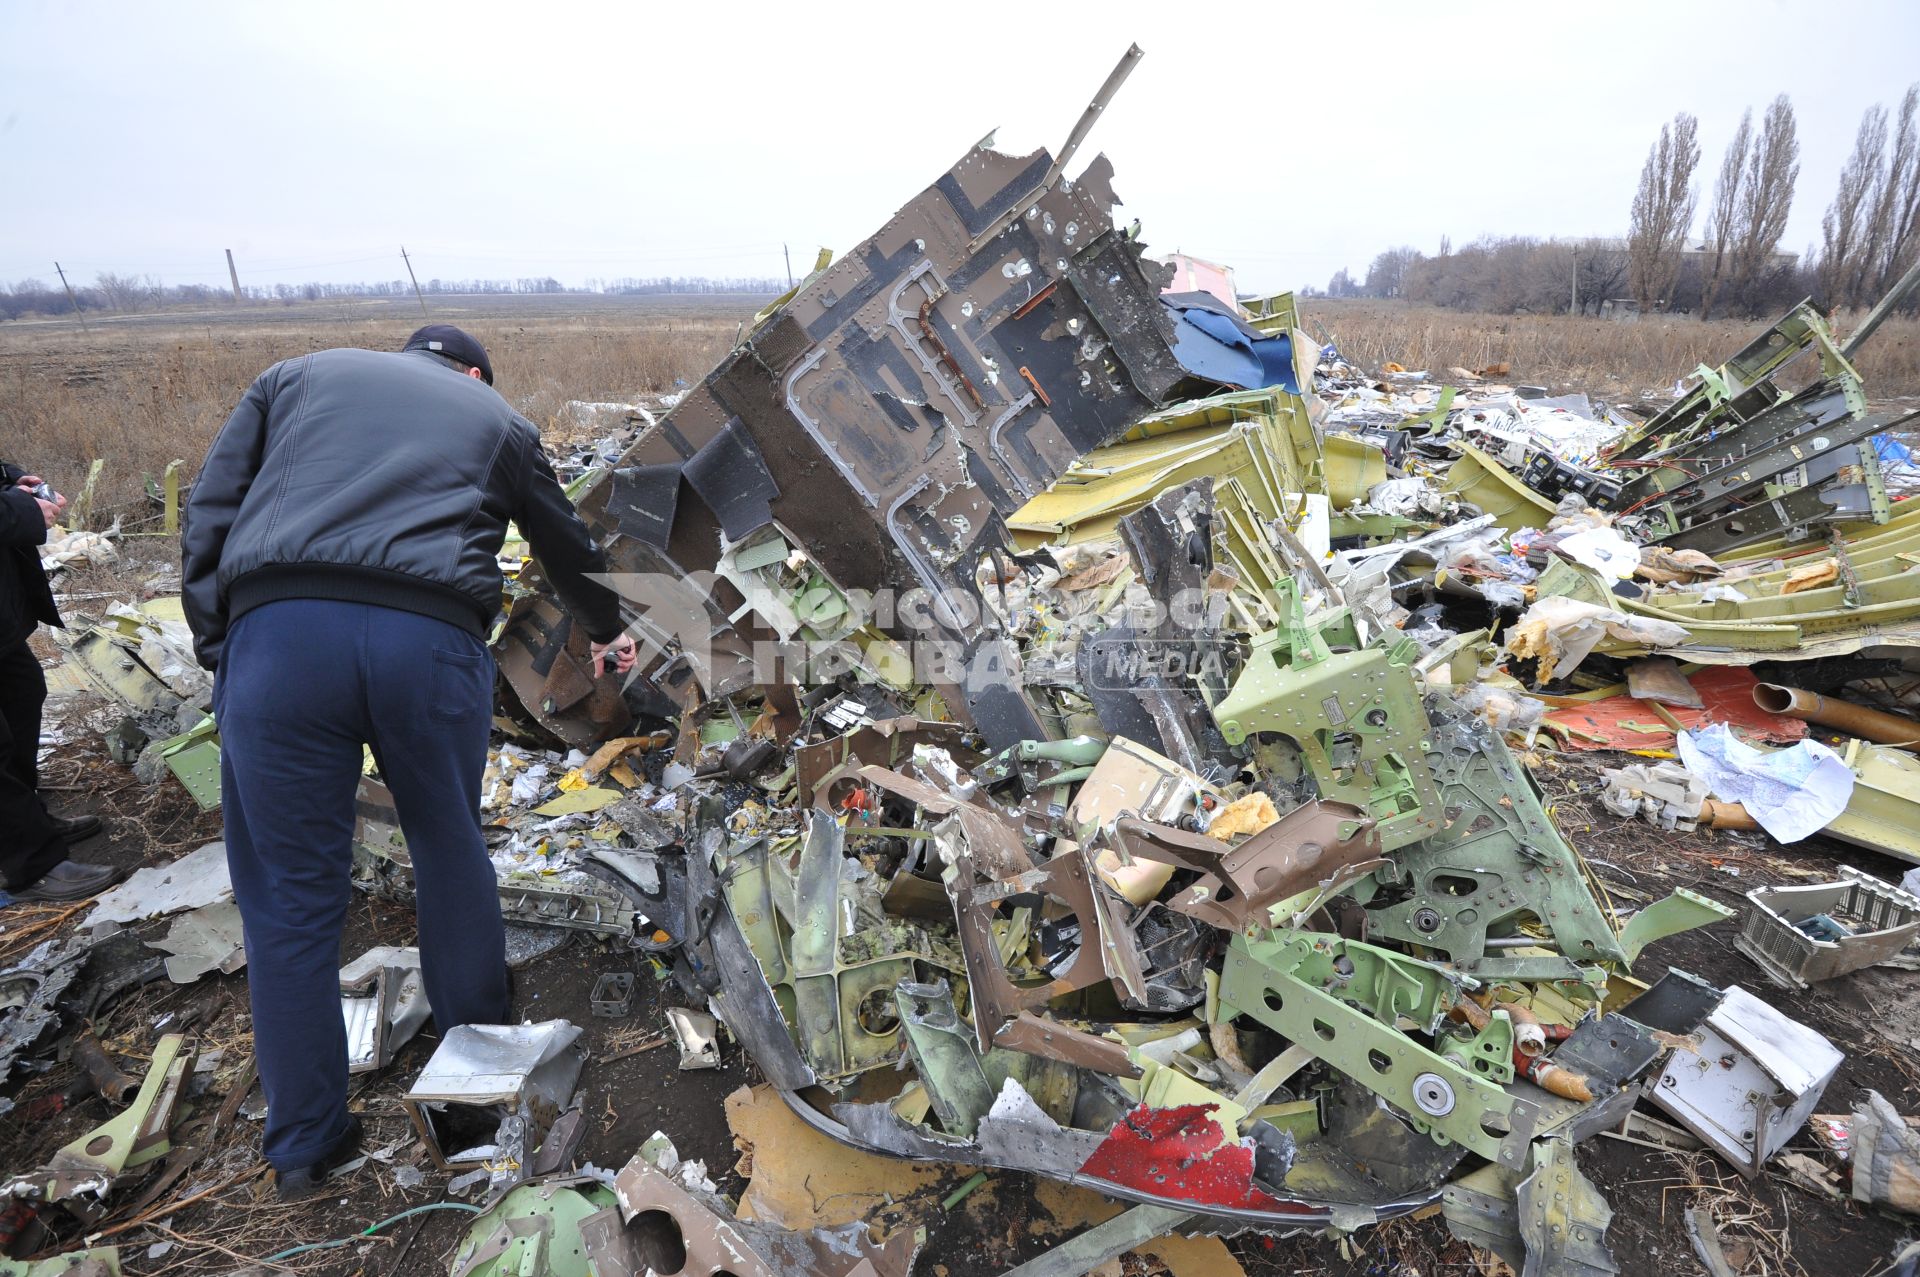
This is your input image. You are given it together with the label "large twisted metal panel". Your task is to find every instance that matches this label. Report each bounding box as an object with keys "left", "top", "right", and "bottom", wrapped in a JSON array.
[{"left": 548, "top": 145, "right": 1187, "bottom": 745}]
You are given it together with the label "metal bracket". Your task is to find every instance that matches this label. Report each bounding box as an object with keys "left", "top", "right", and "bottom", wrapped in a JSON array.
[
  {"left": 589, "top": 972, "right": 636, "bottom": 1018},
  {"left": 1218, "top": 939, "right": 1539, "bottom": 1170},
  {"left": 1213, "top": 581, "right": 1442, "bottom": 850},
  {"left": 1365, "top": 705, "right": 1627, "bottom": 973}
]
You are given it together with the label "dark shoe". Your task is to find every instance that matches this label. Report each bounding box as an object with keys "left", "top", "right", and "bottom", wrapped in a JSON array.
[
  {"left": 47, "top": 813, "right": 104, "bottom": 842},
  {"left": 275, "top": 1114, "right": 364, "bottom": 1202},
  {"left": 12, "top": 859, "right": 121, "bottom": 903}
]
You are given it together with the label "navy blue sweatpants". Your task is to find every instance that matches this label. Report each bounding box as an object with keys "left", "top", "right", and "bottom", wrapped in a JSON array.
[{"left": 216, "top": 599, "right": 508, "bottom": 1172}]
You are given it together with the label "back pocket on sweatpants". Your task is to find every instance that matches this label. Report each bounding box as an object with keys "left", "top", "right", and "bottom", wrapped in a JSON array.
[{"left": 429, "top": 649, "right": 489, "bottom": 722}]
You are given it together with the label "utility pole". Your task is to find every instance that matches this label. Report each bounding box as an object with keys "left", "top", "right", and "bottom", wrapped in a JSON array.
[
  {"left": 1569, "top": 244, "right": 1578, "bottom": 317},
  {"left": 53, "top": 261, "right": 89, "bottom": 334},
  {"left": 783, "top": 243, "right": 794, "bottom": 291},
  {"left": 225, "top": 249, "right": 244, "bottom": 303},
  {"left": 400, "top": 245, "right": 428, "bottom": 316}
]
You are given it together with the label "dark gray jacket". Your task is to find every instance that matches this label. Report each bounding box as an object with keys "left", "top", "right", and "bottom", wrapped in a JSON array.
[
  {"left": 0, "top": 461, "right": 61, "bottom": 644},
  {"left": 183, "top": 347, "right": 622, "bottom": 670}
]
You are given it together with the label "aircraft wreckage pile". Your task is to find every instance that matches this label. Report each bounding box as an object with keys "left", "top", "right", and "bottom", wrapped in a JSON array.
[{"left": 13, "top": 62, "right": 1920, "bottom": 1277}]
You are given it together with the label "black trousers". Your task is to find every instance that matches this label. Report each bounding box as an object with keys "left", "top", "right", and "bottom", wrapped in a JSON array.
[{"left": 0, "top": 637, "right": 66, "bottom": 890}]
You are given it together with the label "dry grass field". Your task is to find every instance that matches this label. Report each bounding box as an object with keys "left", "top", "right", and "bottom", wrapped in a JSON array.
[
  {"left": 1309, "top": 298, "right": 1920, "bottom": 402},
  {"left": 2, "top": 293, "right": 756, "bottom": 523},
  {"left": 7, "top": 292, "right": 1917, "bottom": 529}
]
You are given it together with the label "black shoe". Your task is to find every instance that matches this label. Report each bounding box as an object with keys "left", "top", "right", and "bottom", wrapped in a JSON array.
[
  {"left": 276, "top": 1114, "right": 364, "bottom": 1202},
  {"left": 12, "top": 859, "right": 121, "bottom": 903},
  {"left": 47, "top": 813, "right": 104, "bottom": 843}
]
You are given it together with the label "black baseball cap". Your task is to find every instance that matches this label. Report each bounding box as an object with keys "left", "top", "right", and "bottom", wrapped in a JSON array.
[{"left": 402, "top": 324, "right": 494, "bottom": 385}]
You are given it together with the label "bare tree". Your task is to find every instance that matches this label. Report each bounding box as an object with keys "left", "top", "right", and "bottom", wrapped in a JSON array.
[
  {"left": 93, "top": 271, "right": 141, "bottom": 313},
  {"left": 1627, "top": 113, "right": 1701, "bottom": 311},
  {"left": 1326, "top": 268, "right": 1358, "bottom": 298},
  {"left": 1701, "top": 110, "right": 1753, "bottom": 318},
  {"left": 1578, "top": 242, "right": 1631, "bottom": 312},
  {"left": 1724, "top": 96, "right": 1800, "bottom": 316},
  {"left": 1363, "top": 247, "right": 1423, "bottom": 299},
  {"left": 1868, "top": 85, "right": 1920, "bottom": 303},
  {"left": 1819, "top": 102, "right": 1889, "bottom": 308}
]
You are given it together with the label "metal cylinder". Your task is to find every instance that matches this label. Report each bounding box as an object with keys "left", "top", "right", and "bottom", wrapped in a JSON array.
[{"left": 1753, "top": 683, "right": 1920, "bottom": 753}]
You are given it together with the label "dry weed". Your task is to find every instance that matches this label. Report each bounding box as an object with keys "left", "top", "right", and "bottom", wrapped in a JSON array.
[
  {"left": 1309, "top": 299, "right": 1920, "bottom": 402},
  {"left": 1, "top": 298, "right": 750, "bottom": 525}
]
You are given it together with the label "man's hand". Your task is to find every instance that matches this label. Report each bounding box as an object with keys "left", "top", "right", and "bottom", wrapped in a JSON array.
[
  {"left": 16, "top": 476, "right": 66, "bottom": 529},
  {"left": 591, "top": 633, "right": 638, "bottom": 678}
]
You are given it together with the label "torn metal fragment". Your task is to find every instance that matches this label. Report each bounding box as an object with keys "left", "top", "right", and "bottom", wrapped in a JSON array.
[
  {"left": 1734, "top": 866, "right": 1920, "bottom": 989},
  {"left": 1685, "top": 1203, "right": 1740, "bottom": 1277},
  {"left": 1362, "top": 704, "right": 1627, "bottom": 979},
  {"left": 894, "top": 979, "right": 998, "bottom": 1137},
  {"left": 82, "top": 840, "right": 231, "bottom": 929},
  {"left": 1514, "top": 1137, "right": 1616, "bottom": 1277},
  {"left": 448, "top": 1176, "right": 616, "bottom": 1277},
  {"left": 1212, "top": 579, "right": 1441, "bottom": 851},
  {"left": 494, "top": 594, "right": 632, "bottom": 750},
  {"left": 1441, "top": 1162, "right": 1524, "bottom": 1270},
  {"left": 146, "top": 900, "right": 245, "bottom": 983},
  {"left": 0, "top": 935, "right": 91, "bottom": 1086},
  {"left": 794, "top": 717, "right": 979, "bottom": 807},
  {"left": 994, "top": 1203, "right": 1194, "bottom": 1277},
  {"left": 1643, "top": 984, "right": 1842, "bottom": 1176},
  {"left": 1109, "top": 801, "right": 1383, "bottom": 933},
  {"left": 402, "top": 1021, "right": 585, "bottom": 1175},
  {"left": 993, "top": 1012, "right": 1141, "bottom": 1080},
  {"left": 3, "top": 1034, "right": 195, "bottom": 1207},
  {"left": 580, "top": 1149, "right": 917, "bottom": 1277},
  {"left": 1848, "top": 1088, "right": 1920, "bottom": 1214},
  {"left": 666, "top": 1007, "right": 720, "bottom": 1070},
  {"left": 1106, "top": 478, "right": 1235, "bottom": 770},
  {"left": 944, "top": 827, "right": 1144, "bottom": 1071},
  {"left": 1077, "top": 1104, "right": 1277, "bottom": 1213},
  {"left": 1615, "top": 887, "right": 1734, "bottom": 963},
  {"left": 339, "top": 947, "right": 429, "bottom": 1074},
  {"left": 505, "top": 90, "right": 1198, "bottom": 748}
]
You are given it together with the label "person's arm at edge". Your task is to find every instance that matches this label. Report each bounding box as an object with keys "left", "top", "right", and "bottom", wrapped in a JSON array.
[
  {"left": 0, "top": 486, "right": 49, "bottom": 549},
  {"left": 510, "top": 417, "right": 630, "bottom": 664},
  {"left": 182, "top": 369, "right": 275, "bottom": 670}
]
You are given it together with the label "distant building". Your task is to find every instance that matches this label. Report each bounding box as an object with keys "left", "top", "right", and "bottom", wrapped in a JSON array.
[{"left": 1572, "top": 236, "right": 1799, "bottom": 267}]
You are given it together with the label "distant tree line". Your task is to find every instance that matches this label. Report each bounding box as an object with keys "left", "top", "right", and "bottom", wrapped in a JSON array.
[
  {"left": 1314, "top": 232, "right": 1803, "bottom": 319},
  {"left": 0, "top": 273, "right": 785, "bottom": 322},
  {"left": 1321, "top": 84, "right": 1919, "bottom": 320}
]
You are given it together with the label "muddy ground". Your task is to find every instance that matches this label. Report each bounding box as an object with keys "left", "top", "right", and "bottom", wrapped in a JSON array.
[{"left": 5, "top": 670, "right": 1918, "bottom": 1276}]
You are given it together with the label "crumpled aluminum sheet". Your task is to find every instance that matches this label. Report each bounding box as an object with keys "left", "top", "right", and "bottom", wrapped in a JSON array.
[
  {"left": 84, "top": 840, "right": 231, "bottom": 928},
  {"left": 0, "top": 935, "right": 92, "bottom": 1084},
  {"left": 148, "top": 899, "right": 245, "bottom": 983}
]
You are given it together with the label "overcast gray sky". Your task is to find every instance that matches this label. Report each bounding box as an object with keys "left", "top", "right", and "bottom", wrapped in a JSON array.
[{"left": 4, "top": 0, "right": 1917, "bottom": 298}]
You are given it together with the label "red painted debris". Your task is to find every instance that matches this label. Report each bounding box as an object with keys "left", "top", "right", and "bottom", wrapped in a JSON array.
[
  {"left": 1541, "top": 665, "right": 1807, "bottom": 752},
  {"left": 1077, "top": 1103, "right": 1294, "bottom": 1212}
]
